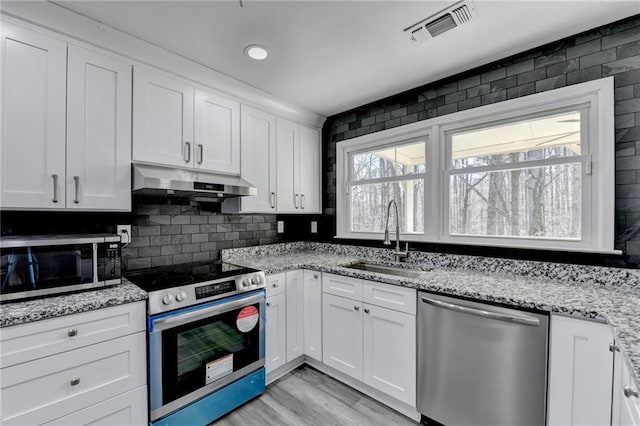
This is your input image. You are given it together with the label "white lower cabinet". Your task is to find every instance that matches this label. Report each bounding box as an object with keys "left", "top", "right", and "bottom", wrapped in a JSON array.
[
  {"left": 286, "top": 270, "right": 304, "bottom": 362},
  {"left": 322, "top": 293, "right": 364, "bottom": 380},
  {"left": 0, "top": 302, "right": 147, "bottom": 426},
  {"left": 613, "top": 348, "right": 640, "bottom": 426},
  {"left": 265, "top": 292, "right": 287, "bottom": 373},
  {"left": 303, "top": 270, "right": 322, "bottom": 361},
  {"left": 547, "top": 315, "right": 615, "bottom": 426}
]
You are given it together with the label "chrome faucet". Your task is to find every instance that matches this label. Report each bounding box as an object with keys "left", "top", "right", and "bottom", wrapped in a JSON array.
[{"left": 383, "top": 200, "right": 409, "bottom": 262}]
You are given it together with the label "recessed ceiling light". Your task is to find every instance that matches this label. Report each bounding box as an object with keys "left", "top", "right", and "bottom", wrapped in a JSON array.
[{"left": 244, "top": 44, "right": 268, "bottom": 61}]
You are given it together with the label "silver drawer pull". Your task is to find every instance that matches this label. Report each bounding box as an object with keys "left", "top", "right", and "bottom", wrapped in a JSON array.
[
  {"left": 624, "top": 386, "right": 639, "bottom": 398},
  {"left": 272, "top": 283, "right": 278, "bottom": 288},
  {"left": 266, "top": 301, "right": 271, "bottom": 307},
  {"left": 70, "top": 377, "right": 80, "bottom": 386},
  {"left": 354, "top": 305, "right": 360, "bottom": 311},
  {"left": 313, "top": 274, "right": 319, "bottom": 279},
  {"left": 68, "top": 328, "right": 78, "bottom": 337},
  {"left": 364, "top": 308, "right": 370, "bottom": 314},
  {"left": 52, "top": 174, "right": 59, "bottom": 203},
  {"left": 73, "top": 176, "right": 80, "bottom": 203}
]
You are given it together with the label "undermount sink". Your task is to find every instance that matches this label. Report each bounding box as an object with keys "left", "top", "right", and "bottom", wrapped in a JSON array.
[{"left": 345, "top": 263, "right": 428, "bottom": 279}]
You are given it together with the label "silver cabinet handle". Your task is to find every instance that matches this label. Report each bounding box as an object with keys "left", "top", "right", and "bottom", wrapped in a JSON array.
[
  {"left": 294, "top": 194, "right": 299, "bottom": 209},
  {"left": 73, "top": 176, "right": 80, "bottom": 203},
  {"left": 52, "top": 174, "right": 59, "bottom": 203},
  {"left": 266, "top": 301, "right": 271, "bottom": 307},
  {"left": 68, "top": 328, "right": 78, "bottom": 337},
  {"left": 272, "top": 283, "right": 278, "bottom": 288},
  {"left": 184, "top": 142, "right": 191, "bottom": 163},
  {"left": 421, "top": 296, "right": 540, "bottom": 326},
  {"left": 70, "top": 377, "right": 80, "bottom": 386},
  {"left": 301, "top": 194, "right": 305, "bottom": 210},
  {"left": 313, "top": 274, "right": 319, "bottom": 279},
  {"left": 197, "top": 144, "right": 203, "bottom": 164},
  {"left": 364, "top": 308, "right": 370, "bottom": 314},
  {"left": 270, "top": 192, "right": 276, "bottom": 209},
  {"left": 624, "top": 386, "right": 639, "bottom": 398},
  {"left": 354, "top": 305, "right": 360, "bottom": 311}
]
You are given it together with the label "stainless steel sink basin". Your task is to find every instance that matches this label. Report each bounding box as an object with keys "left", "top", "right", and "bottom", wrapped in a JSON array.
[{"left": 345, "top": 263, "right": 428, "bottom": 279}]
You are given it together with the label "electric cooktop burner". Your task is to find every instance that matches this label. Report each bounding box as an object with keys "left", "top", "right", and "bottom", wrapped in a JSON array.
[{"left": 125, "top": 261, "right": 257, "bottom": 292}]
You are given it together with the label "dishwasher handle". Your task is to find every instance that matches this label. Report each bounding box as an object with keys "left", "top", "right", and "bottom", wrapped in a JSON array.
[{"left": 421, "top": 296, "right": 541, "bottom": 326}]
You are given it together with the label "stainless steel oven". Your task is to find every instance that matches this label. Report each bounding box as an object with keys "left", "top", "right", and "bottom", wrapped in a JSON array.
[
  {"left": 0, "top": 234, "right": 121, "bottom": 302},
  {"left": 126, "top": 261, "right": 266, "bottom": 426}
]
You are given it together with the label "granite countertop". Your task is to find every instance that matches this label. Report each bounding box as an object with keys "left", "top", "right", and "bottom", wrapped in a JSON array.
[
  {"left": 223, "top": 244, "right": 640, "bottom": 389},
  {"left": 0, "top": 280, "right": 148, "bottom": 328}
]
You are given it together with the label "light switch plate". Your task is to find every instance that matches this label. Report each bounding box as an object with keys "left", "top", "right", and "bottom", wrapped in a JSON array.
[
  {"left": 311, "top": 221, "right": 318, "bottom": 233},
  {"left": 277, "top": 221, "right": 284, "bottom": 233}
]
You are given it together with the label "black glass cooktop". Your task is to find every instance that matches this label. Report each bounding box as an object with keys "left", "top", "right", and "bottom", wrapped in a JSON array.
[{"left": 124, "top": 261, "right": 257, "bottom": 292}]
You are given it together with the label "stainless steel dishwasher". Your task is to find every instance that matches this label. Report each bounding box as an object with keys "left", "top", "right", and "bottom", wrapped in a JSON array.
[{"left": 417, "top": 292, "right": 548, "bottom": 426}]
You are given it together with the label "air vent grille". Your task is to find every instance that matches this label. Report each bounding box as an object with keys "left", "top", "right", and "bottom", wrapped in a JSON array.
[{"left": 404, "top": 1, "right": 478, "bottom": 45}]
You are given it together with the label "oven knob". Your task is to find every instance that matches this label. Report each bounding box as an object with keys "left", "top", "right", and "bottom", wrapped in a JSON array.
[
  {"left": 162, "top": 294, "right": 174, "bottom": 305},
  {"left": 251, "top": 275, "right": 261, "bottom": 285},
  {"left": 175, "top": 291, "right": 187, "bottom": 302},
  {"left": 242, "top": 278, "right": 251, "bottom": 288}
]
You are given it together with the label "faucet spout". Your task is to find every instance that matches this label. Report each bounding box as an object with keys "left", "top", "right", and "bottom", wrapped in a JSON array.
[{"left": 383, "top": 200, "right": 409, "bottom": 262}]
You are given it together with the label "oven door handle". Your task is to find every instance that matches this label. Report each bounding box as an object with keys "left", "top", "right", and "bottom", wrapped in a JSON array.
[{"left": 151, "top": 292, "right": 264, "bottom": 332}]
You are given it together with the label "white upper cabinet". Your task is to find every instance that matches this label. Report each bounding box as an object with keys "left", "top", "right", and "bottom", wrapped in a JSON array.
[
  {"left": 1, "top": 22, "right": 132, "bottom": 211},
  {"left": 276, "top": 117, "right": 299, "bottom": 212},
  {"left": 239, "top": 105, "right": 277, "bottom": 213},
  {"left": 133, "top": 66, "right": 194, "bottom": 168},
  {"left": 1, "top": 22, "right": 66, "bottom": 209},
  {"left": 66, "top": 45, "right": 132, "bottom": 210},
  {"left": 298, "top": 125, "right": 321, "bottom": 213},
  {"left": 194, "top": 88, "right": 240, "bottom": 174},
  {"left": 276, "top": 117, "right": 321, "bottom": 213}
]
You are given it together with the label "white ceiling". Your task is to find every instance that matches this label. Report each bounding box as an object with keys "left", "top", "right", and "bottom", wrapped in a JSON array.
[{"left": 51, "top": 0, "right": 640, "bottom": 117}]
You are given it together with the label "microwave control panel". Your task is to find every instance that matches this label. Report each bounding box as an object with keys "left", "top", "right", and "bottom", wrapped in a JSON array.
[{"left": 98, "top": 242, "right": 121, "bottom": 282}]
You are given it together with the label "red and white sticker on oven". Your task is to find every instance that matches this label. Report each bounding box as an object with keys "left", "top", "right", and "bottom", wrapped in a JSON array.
[{"left": 236, "top": 306, "right": 259, "bottom": 333}]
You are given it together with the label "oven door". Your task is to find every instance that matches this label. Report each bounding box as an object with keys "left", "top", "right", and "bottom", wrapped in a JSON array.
[{"left": 148, "top": 290, "right": 265, "bottom": 422}]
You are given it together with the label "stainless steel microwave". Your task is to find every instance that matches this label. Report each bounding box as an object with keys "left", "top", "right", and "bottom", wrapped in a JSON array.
[{"left": 0, "top": 234, "right": 121, "bottom": 302}]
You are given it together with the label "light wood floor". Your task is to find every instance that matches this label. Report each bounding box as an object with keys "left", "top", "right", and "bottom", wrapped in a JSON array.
[{"left": 213, "top": 365, "right": 419, "bottom": 426}]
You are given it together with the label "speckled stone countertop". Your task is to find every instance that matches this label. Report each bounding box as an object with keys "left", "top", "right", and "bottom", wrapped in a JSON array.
[
  {"left": 0, "top": 280, "right": 147, "bottom": 328},
  {"left": 222, "top": 242, "right": 640, "bottom": 389}
]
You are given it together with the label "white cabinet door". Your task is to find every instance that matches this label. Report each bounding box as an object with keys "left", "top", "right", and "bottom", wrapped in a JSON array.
[
  {"left": 303, "top": 270, "right": 322, "bottom": 362},
  {"left": 1, "top": 22, "right": 66, "bottom": 209},
  {"left": 42, "top": 385, "right": 148, "bottom": 426},
  {"left": 548, "top": 315, "right": 615, "bottom": 426},
  {"left": 613, "top": 349, "right": 640, "bottom": 426},
  {"left": 265, "top": 293, "right": 287, "bottom": 373},
  {"left": 240, "top": 105, "right": 276, "bottom": 213},
  {"left": 298, "top": 125, "right": 320, "bottom": 213},
  {"left": 66, "top": 45, "right": 132, "bottom": 211},
  {"left": 133, "top": 66, "right": 194, "bottom": 168},
  {"left": 322, "top": 293, "right": 363, "bottom": 381},
  {"left": 194, "top": 88, "right": 240, "bottom": 174},
  {"left": 285, "top": 270, "right": 304, "bottom": 362},
  {"left": 363, "top": 304, "right": 416, "bottom": 406},
  {"left": 276, "top": 117, "right": 299, "bottom": 212}
]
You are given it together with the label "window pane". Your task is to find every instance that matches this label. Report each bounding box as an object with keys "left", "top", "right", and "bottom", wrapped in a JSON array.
[
  {"left": 352, "top": 141, "right": 425, "bottom": 181},
  {"left": 449, "top": 163, "right": 581, "bottom": 239},
  {"left": 451, "top": 111, "right": 581, "bottom": 169},
  {"left": 351, "top": 180, "right": 424, "bottom": 233}
]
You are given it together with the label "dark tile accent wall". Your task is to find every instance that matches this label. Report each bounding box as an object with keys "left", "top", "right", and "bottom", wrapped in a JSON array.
[
  {"left": 123, "top": 201, "right": 279, "bottom": 270},
  {"left": 323, "top": 15, "right": 640, "bottom": 268}
]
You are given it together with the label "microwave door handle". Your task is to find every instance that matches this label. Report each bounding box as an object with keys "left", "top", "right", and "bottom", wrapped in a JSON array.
[
  {"left": 26, "top": 247, "right": 36, "bottom": 289},
  {"left": 152, "top": 292, "right": 264, "bottom": 332},
  {"left": 1, "top": 253, "right": 16, "bottom": 290}
]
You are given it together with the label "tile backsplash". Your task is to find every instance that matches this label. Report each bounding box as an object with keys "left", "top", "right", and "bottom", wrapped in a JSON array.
[{"left": 124, "top": 202, "right": 279, "bottom": 270}]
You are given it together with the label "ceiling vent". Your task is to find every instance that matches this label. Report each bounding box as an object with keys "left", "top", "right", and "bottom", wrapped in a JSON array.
[{"left": 404, "top": 1, "right": 478, "bottom": 44}]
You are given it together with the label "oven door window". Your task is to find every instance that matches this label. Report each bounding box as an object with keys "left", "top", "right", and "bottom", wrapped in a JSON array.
[{"left": 161, "top": 302, "right": 261, "bottom": 404}]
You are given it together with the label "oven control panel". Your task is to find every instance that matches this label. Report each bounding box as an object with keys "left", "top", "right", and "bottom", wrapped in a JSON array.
[{"left": 148, "top": 271, "right": 266, "bottom": 314}]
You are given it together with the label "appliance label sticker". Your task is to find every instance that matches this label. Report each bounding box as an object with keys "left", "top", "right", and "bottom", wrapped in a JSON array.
[
  {"left": 236, "top": 306, "right": 259, "bottom": 333},
  {"left": 206, "top": 354, "right": 233, "bottom": 384}
]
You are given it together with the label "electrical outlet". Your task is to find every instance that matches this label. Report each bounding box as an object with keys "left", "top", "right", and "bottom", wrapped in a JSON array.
[
  {"left": 116, "top": 225, "right": 132, "bottom": 245},
  {"left": 277, "top": 221, "right": 284, "bottom": 233},
  {"left": 311, "top": 221, "right": 318, "bottom": 233}
]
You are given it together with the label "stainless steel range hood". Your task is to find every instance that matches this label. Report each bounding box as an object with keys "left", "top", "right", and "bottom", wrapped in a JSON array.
[{"left": 132, "top": 164, "right": 257, "bottom": 201}]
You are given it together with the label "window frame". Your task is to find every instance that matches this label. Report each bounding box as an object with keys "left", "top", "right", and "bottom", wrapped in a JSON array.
[{"left": 335, "top": 77, "right": 617, "bottom": 254}]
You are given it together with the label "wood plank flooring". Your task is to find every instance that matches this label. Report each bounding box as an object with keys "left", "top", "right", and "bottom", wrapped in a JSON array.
[{"left": 213, "top": 365, "right": 419, "bottom": 426}]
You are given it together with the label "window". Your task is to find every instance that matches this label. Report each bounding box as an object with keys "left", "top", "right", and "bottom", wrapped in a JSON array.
[{"left": 336, "top": 78, "right": 616, "bottom": 253}]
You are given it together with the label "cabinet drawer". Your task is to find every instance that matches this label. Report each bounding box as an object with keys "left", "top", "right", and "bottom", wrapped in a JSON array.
[
  {"left": 42, "top": 385, "right": 148, "bottom": 426},
  {"left": 266, "top": 273, "right": 286, "bottom": 297},
  {"left": 363, "top": 281, "right": 416, "bottom": 315},
  {"left": 1, "top": 301, "right": 146, "bottom": 368},
  {"left": 1, "top": 332, "right": 146, "bottom": 426},
  {"left": 322, "top": 273, "right": 362, "bottom": 301}
]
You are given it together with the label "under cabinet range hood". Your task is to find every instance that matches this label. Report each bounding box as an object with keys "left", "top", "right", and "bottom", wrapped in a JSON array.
[{"left": 132, "top": 163, "right": 257, "bottom": 200}]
